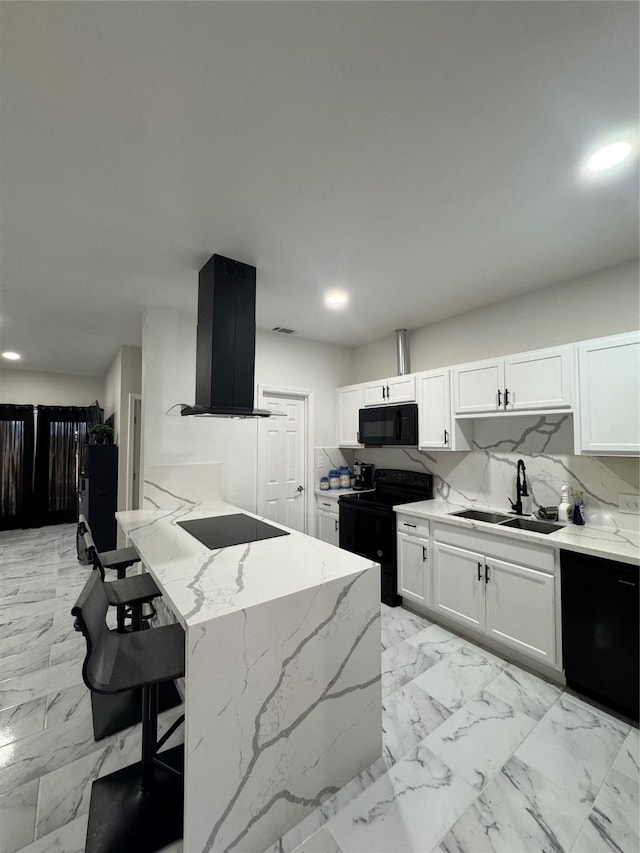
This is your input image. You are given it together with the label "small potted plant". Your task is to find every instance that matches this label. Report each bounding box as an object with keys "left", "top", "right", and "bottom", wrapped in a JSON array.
[{"left": 89, "top": 423, "right": 114, "bottom": 445}]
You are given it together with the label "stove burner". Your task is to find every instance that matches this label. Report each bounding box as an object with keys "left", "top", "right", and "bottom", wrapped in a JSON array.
[{"left": 177, "top": 513, "right": 290, "bottom": 550}]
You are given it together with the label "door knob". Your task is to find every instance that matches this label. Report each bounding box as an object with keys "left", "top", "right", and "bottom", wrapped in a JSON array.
[{"left": 296, "top": 485, "right": 304, "bottom": 492}]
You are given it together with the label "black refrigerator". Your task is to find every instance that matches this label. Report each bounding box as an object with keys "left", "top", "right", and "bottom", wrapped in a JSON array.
[{"left": 77, "top": 444, "right": 118, "bottom": 557}]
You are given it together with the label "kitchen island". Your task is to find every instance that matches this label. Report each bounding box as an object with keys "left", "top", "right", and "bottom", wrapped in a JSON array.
[{"left": 117, "top": 501, "right": 381, "bottom": 853}]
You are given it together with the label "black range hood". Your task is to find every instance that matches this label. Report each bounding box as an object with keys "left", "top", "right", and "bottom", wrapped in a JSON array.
[{"left": 180, "top": 254, "right": 275, "bottom": 418}]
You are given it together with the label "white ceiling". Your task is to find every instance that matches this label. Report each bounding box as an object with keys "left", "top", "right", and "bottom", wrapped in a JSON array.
[{"left": 1, "top": 1, "right": 638, "bottom": 376}]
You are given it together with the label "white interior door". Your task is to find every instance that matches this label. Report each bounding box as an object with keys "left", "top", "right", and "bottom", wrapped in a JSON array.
[{"left": 257, "top": 391, "right": 307, "bottom": 533}]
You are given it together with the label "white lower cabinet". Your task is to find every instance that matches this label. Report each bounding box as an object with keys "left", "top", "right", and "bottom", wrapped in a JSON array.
[
  {"left": 397, "top": 531, "right": 430, "bottom": 605},
  {"left": 484, "top": 556, "right": 556, "bottom": 663},
  {"left": 427, "top": 522, "right": 558, "bottom": 668},
  {"left": 315, "top": 494, "right": 340, "bottom": 546},
  {"left": 432, "top": 541, "right": 485, "bottom": 630}
]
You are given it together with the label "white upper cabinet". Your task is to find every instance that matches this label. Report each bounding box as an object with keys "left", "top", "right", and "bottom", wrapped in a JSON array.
[
  {"left": 336, "top": 384, "right": 363, "bottom": 448},
  {"left": 453, "top": 360, "right": 504, "bottom": 414},
  {"left": 504, "top": 346, "right": 573, "bottom": 411},
  {"left": 416, "top": 368, "right": 470, "bottom": 451},
  {"left": 363, "top": 374, "right": 416, "bottom": 406},
  {"left": 453, "top": 346, "right": 573, "bottom": 415},
  {"left": 576, "top": 331, "right": 640, "bottom": 456}
]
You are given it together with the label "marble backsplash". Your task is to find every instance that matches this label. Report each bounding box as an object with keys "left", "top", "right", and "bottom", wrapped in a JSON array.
[
  {"left": 318, "top": 415, "right": 640, "bottom": 531},
  {"left": 143, "top": 463, "right": 223, "bottom": 509}
]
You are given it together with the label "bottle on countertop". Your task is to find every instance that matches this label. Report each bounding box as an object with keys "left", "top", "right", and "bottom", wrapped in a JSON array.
[
  {"left": 339, "top": 466, "right": 351, "bottom": 489},
  {"left": 328, "top": 470, "right": 340, "bottom": 490},
  {"left": 319, "top": 476, "right": 329, "bottom": 491},
  {"left": 573, "top": 491, "right": 586, "bottom": 525},
  {"left": 558, "top": 485, "right": 574, "bottom": 525}
]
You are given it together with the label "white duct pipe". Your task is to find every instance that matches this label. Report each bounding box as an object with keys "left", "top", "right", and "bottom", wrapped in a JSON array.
[{"left": 396, "top": 329, "right": 409, "bottom": 375}]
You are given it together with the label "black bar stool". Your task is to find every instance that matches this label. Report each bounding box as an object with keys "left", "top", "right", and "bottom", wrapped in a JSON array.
[
  {"left": 72, "top": 571, "right": 186, "bottom": 853},
  {"left": 78, "top": 514, "right": 141, "bottom": 579},
  {"left": 79, "top": 526, "right": 182, "bottom": 740}
]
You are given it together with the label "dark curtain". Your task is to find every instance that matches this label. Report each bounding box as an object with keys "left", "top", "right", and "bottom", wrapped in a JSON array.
[
  {"left": 0, "top": 404, "right": 35, "bottom": 530},
  {"left": 34, "top": 406, "right": 89, "bottom": 526}
]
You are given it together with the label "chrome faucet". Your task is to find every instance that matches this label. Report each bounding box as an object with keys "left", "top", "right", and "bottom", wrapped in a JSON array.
[{"left": 509, "top": 459, "right": 529, "bottom": 515}]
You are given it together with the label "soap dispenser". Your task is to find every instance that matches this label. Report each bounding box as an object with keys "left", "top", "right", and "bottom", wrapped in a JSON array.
[{"left": 558, "top": 485, "right": 574, "bottom": 525}]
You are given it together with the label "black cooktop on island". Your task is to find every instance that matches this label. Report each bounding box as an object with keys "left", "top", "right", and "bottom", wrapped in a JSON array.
[{"left": 177, "top": 513, "right": 290, "bottom": 550}]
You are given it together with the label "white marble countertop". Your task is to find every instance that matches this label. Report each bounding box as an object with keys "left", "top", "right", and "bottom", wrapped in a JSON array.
[
  {"left": 393, "top": 499, "right": 640, "bottom": 567},
  {"left": 117, "top": 502, "right": 378, "bottom": 629},
  {"left": 314, "top": 487, "right": 373, "bottom": 498}
]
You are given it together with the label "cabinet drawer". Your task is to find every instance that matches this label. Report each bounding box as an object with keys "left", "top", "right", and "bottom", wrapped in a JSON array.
[
  {"left": 316, "top": 496, "right": 340, "bottom": 515},
  {"left": 397, "top": 515, "right": 430, "bottom": 540},
  {"left": 433, "top": 522, "right": 555, "bottom": 573}
]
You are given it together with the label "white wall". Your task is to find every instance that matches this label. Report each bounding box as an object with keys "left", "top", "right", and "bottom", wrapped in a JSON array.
[
  {"left": 352, "top": 260, "right": 640, "bottom": 382},
  {"left": 0, "top": 368, "right": 103, "bottom": 406},
  {"left": 141, "top": 307, "right": 353, "bottom": 514}
]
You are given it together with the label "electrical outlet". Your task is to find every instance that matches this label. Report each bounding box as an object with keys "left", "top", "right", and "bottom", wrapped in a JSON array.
[
  {"left": 317, "top": 456, "right": 324, "bottom": 469},
  {"left": 619, "top": 494, "right": 640, "bottom": 514}
]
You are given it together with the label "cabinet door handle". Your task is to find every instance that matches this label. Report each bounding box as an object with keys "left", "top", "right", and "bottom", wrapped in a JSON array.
[
  {"left": 403, "top": 522, "right": 417, "bottom": 528},
  {"left": 485, "top": 564, "right": 490, "bottom": 583},
  {"left": 504, "top": 388, "right": 510, "bottom": 407},
  {"left": 334, "top": 519, "right": 339, "bottom": 531},
  {"left": 497, "top": 389, "right": 502, "bottom": 407},
  {"left": 386, "top": 384, "right": 390, "bottom": 399},
  {"left": 357, "top": 431, "right": 361, "bottom": 443},
  {"left": 382, "top": 385, "right": 386, "bottom": 400},
  {"left": 477, "top": 561, "right": 483, "bottom": 581},
  {"left": 321, "top": 502, "right": 331, "bottom": 508},
  {"left": 422, "top": 546, "right": 427, "bottom": 562},
  {"left": 443, "top": 429, "right": 449, "bottom": 445},
  {"left": 618, "top": 579, "right": 636, "bottom": 587}
]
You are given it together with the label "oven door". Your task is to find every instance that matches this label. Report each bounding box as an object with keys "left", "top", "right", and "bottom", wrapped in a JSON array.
[
  {"left": 358, "top": 404, "right": 418, "bottom": 447},
  {"left": 339, "top": 500, "right": 400, "bottom": 606}
]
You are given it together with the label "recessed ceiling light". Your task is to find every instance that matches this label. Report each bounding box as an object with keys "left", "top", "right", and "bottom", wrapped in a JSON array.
[
  {"left": 586, "top": 141, "right": 633, "bottom": 172},
  {"left": 324, "top": 290, "right": 349, "bottom": 309},
  {"left": 2, "top": 351, "right": 21, "bottom": 361}
]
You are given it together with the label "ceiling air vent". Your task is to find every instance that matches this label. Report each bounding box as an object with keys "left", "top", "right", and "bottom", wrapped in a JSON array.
[{"left": 272, "top": 326, "right": 296, "bottom": 335}]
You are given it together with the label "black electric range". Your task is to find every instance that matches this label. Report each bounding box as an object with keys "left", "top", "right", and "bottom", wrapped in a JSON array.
[
  {"left": 177, "top": 513, "right": 290, "bottom": 550},
  {"left": 339, "top": 469, "right": 433, "bottom": 606}
]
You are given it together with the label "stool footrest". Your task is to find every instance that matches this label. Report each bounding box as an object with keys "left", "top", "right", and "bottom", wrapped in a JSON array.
[{"left": 85, "top": 745, "right": 184, "bottom": 853}]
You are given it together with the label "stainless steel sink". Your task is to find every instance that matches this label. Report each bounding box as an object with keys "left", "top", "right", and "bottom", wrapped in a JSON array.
[
  {"left": 450, "top": 509, "right": 512, "bottom": 524},
  {"left": 499, "top": 517, "right": 561, "bottom": 535}
]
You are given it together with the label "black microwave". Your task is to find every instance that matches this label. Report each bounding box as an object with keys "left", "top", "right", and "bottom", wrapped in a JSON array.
[{"left": 358, "top": 403, "right": 418, "bottom": 447}]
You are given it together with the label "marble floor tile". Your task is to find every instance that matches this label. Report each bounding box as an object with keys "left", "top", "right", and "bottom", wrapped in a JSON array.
[
  {"left": 278, "top": 757, "right": 389, "bottom": 853},
  {"left": 327, "top": 743, "right": 476, "bottom": 853},
  {"left": 441, "top": 754, "right": 591, "bottom": 853},
  {"left": 381, "top": 639, "right": 439, "bottom": 697},
  {"left": 380, "top": 607, "right": 430, "bottom": 651},
  {"left": 0, "top": 613, "right": 53, "bottom": 644},
  {"left": 514, "top": 694, "right": 628, "bottom": 806},
  {"left": 0, "top": 779, "right": 38, "bottom": 853},
  {"left": 611, "top": 726, "right": 640, "bottom": 783},
  {"left": 0, "top": 660, "right": 83, "bottom": 713},
  {"left": 0, "top": 647, "right": 51, "bottom": 683},
  {"left": 0, "top": 599, "right": 56, "bottom": 627},
  {"left": 570, "top": 768, "right": 640, "bottom": 853},
  {"left": 14, "top": 814, "right": 88, "bottom": 853},
  {"left": 0, "top": 589, "right": 55, "bottom": 608},
  {"left": 44, "top": 684, "right": 90, "bottom": 729},
  {"left": 48, "top": 637, "right": 84, "bottom": 667},
  {"left": 405, "top": 623, "right": 466, "bottom": 661},
  {"left": 484, "top": 664, "right": 562, "bottom": 721},
  {"left": 382, "top": 680, "right": 450, "bottom": 766},
  {"left": 0, "top": 698, "right": 46, "bottom": 749},
  {"left": 0, "top": 628, "right": 54, "bottom": 661},
  {"left": 0, "top": 711, "right": 96, "bottom": 793},
  {"left": 424, "top": 690, "right": 538, "bottom": 791},
  {"left": 292, "top": 827, "right": 343, "bottom": 853},
  {"left": 412, "top": 645, "right": 506, "bottom": 712}
]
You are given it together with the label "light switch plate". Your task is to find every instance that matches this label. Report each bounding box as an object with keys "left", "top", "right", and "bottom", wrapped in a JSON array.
[
  {"left": 317, "top": 456, "right": 324, "bottom": 469},
  {"left": 619, "top": 494, "right": 640, "bottom": 514}
]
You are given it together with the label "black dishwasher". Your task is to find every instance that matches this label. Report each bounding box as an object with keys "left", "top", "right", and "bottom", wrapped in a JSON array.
[{"left": 561, "top": 550, "right": 639, "bottom": 722}]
